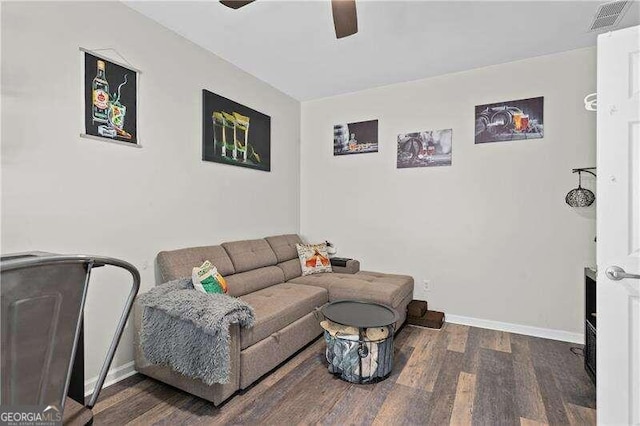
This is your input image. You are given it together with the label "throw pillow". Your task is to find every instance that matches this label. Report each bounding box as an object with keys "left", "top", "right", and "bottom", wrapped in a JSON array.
[
  {"left": 296, "top": 243, "right": 332, "bottom": 276},
  {"left": 192, "top": 260, "right": 228, "bottom": 294}
]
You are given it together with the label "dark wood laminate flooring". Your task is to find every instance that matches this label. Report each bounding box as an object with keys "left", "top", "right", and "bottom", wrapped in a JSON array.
[{"left": 93, "top": 324, "right": 595, "bottom": 425}]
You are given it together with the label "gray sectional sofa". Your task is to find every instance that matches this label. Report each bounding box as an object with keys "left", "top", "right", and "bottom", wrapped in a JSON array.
[{"left": 133, "top": 234, "right": 413, "bottom": 405}]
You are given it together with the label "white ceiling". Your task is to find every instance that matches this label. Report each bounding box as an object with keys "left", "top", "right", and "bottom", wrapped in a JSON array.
[{"left": 125, "top": 0, "right": 640, "bottom": 101}]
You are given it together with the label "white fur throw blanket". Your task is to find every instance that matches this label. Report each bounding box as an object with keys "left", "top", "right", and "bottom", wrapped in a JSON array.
[{"left": 137, "top": 278, "right": 255, "bottom": 385}]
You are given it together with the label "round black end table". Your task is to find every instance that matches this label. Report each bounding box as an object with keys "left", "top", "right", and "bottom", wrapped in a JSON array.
[{"left": 321, "top": 299, "right": 399, "bottom": 383}]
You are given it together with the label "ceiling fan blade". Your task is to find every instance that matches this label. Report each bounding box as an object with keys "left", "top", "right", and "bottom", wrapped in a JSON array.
[
  {"left": 331, "top": 0, "right": 358, "bottom": 39},
  {"left": 220, "top": 0, "right": 255, "bottom": 10}
]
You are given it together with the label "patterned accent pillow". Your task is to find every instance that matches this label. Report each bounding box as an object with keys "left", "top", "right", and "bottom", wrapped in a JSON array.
[
  {"left": 296, "top": 243, "right": 333, "bottom": 276},
  {"left": 192, "top": 261, "right": 228, "bottom": 294}
]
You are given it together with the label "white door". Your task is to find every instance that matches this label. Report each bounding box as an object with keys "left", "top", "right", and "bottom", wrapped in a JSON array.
[{"left": 597, "top": 25, "right": 640, "bottom": 425}]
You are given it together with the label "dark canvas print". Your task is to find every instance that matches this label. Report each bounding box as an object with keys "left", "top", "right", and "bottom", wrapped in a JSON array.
[
  {"left": 202, "top": 90, "right": 271, "bottom": 172},
  {"left": 84, "top": 52, "right": 137, "bottom": 144},
  {"left": 334, "top": 119, "right": 378, "bottom": 155},
  {"left": 397, "top": 129, "right": 452, "bottom": 168},
  {"left": 475, "top": 97, "right": 544, "bottom": 144}
]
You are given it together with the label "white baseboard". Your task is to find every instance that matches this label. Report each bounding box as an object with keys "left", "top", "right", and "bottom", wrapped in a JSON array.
[
  {"left": 79, "top": 316, "right": 581, "bottom": 396},
  {"left": 84, "top": 361, "right": 137, "bottom": 397},
  {"left": 445, "top": 314, "right": 584, "bottom": 344}
]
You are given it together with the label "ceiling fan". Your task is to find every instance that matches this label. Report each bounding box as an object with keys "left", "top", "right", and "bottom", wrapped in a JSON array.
[{"left": 219, "top": 0, "right": 358, "bottom": 39}]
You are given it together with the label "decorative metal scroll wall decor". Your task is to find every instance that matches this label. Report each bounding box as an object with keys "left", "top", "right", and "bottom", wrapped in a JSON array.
[{"left": 566, "top": 167, "right": 597, "bottom": 207}]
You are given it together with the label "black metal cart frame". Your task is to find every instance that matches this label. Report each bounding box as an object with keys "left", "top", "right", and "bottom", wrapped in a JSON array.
[{"left": 1, "top": 253, "right": 140, "bottom": 413}]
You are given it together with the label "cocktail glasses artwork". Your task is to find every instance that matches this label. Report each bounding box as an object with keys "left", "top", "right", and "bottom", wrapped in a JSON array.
[
  {"left": 202, "top": 90, "right": 271, "bottom": 171},
  {"left": 212, "top": 112, "right": 258, "bottom": 163}
]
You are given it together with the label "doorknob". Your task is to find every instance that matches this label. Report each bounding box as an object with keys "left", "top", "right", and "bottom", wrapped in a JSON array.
[{"left": 605, "top": 266, "right": 640, "bottom": 281}]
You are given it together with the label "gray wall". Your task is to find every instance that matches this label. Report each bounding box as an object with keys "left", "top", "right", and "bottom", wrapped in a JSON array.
[
  {"left": 1, "top": 2, "right": 301, "bottom": 382},
  {"left": 301, "top": 47, "right": 597, "bottom": 337},
  {"left": 1, "top": 0, "right": 597, "bottom": 385}
]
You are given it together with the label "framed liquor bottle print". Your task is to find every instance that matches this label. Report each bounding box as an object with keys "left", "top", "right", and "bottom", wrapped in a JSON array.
[{"left": 81, "top": 49, "right": 140, "bottom": 146}]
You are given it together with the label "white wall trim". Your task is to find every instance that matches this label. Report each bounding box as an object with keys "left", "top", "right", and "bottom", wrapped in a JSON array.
[
  {"left": 84, "top": 361, "right": 137, "bottom": 397},
  {"left": 446, "top": 314, "right": 584, "bottom": 344},
  {"left": 80, "top": 315, "right": 582, "bottom": 397}
]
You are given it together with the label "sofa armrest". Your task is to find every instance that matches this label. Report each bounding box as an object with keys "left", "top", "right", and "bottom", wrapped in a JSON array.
[
  {"left": 132, "top": 298, "right": 241, "bottom": 405},
  {"left": 331, "top": 259, "right": 360, "bottom": 274}
]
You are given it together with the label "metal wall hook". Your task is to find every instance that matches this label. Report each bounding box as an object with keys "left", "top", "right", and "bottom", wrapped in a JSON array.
[
  {"left": 572, "top": 167, "right": 597, "bottom": 178},
  {"left": 584, "top": 93, "right": 597, "bottom": 111}
]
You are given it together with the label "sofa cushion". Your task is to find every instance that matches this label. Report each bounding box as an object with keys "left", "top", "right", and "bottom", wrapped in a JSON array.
[
  {"left": 222, "top": 239, "right": 278, "bottom": 273},
  {"left": 287, "top": 271, "right": 413, "bottom": 308},
  {"left": 265, "top": 234, "right": 303, "bottom": 262},
  {"left": 225, "top": 266, "right": 285, "bottom": 297},
  {"left": 157, "top": 246, "right": 235, "bottom": 282},
  {"left": 238, "top": 283, "right": 328, "bottom": 350},
  {"left": 277, "top": 258, "right": 302, "bottom": 281},
  {"left": 356, "top": 271, "right": 415, "bottom": 289}
]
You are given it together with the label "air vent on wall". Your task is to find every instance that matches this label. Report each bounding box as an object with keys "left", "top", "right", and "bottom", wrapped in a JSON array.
[{"left": 589, "top": 0, "right": 632, "bottom": 31}]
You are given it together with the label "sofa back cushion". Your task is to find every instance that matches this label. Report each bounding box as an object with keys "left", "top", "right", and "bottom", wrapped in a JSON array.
[
  {"left": 225, "top": 266, "right": 285, "bottom": 297},
  {"left": 221, "top": 239, "right": 278, "bottom": 273},
  {"left": 265, "top": 234, "right": 303, "bottom": 262},
  {"left": 278, "top": 258, "right": 303, "bottom": 281},
  {"left": 157, "top": 245, "right": 235, "bottom": 283}
]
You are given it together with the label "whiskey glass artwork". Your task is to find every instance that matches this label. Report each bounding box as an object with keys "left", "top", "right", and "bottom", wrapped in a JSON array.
[{"left": 513, "top": 112, "right": 523, "bottom": 131}]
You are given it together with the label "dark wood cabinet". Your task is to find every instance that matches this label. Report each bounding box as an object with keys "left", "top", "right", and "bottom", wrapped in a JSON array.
[{"left": 585, "top": 267, "right": 596, "bottom": 384}]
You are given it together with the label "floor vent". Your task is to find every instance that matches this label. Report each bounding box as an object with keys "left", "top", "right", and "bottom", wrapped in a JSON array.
[{"left": 590, "top": 0, "right": 632, "bottom": 31}]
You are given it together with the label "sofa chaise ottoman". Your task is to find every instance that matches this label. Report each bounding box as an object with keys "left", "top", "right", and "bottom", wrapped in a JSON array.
[{"left": 133, "top": 234, "right": 413, "bottom": 405}]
